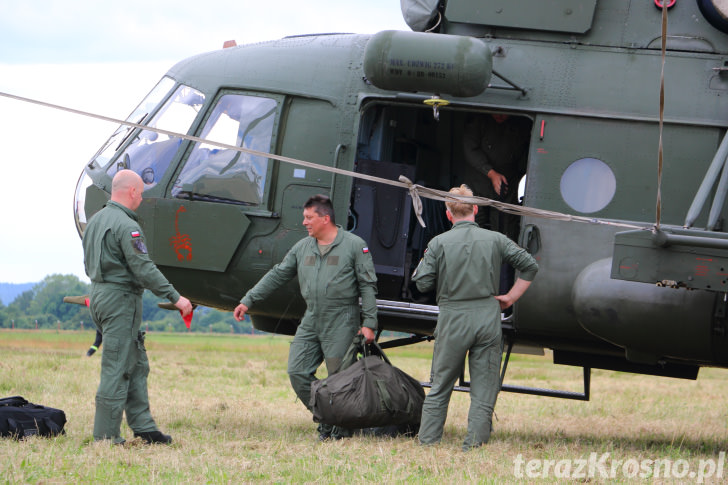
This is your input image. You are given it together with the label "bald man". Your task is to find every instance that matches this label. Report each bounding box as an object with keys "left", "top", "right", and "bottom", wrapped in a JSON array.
[{"left": 83, "top": 169, "right": 192, "bottom": 445}]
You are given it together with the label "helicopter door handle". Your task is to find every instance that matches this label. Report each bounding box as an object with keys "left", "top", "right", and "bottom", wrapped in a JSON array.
[
  {"left": 330, "top": 144, "right": 347, "bottom": 196},
  {"left": 333, "top": 144, "right": 347, "bottom": 167},
  {"left": 521, "top": 224, "right": 541, "bottom": 255}
]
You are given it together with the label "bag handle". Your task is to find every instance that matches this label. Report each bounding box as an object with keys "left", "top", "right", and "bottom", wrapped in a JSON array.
[
  {"left": 340, "top": 334, "right": 392, "bottom": 371},
  {"left": 367, "top": 340, "right": 391, "bottom": 366},
  {"left": 376, "top": 380, "right": 394, "bottom": 413},
  {"left": 341, "top": 334, "right": 368, "bottom": 370}
]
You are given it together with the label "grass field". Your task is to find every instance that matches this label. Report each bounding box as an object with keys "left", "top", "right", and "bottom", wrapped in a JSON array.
[{"left": 1, "top": 330, "right": 727, "bottom": 483}]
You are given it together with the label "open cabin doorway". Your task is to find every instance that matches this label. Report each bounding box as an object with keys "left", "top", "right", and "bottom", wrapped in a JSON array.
[{"left": 350, "top": 102, "right": 533, "bottom": 304}]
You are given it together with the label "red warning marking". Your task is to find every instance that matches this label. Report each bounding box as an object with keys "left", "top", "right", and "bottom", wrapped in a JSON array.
[{"left": 169, "top": 206, "right": 193, "bottom": 261}]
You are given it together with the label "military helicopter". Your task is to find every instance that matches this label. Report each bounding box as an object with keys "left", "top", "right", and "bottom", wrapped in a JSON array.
[{"left": 71, "top": 0, "right": 728, "bottom": 399}]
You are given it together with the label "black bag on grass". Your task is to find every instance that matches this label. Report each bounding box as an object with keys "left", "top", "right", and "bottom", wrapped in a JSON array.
[
  {"left": 0, "top": 396, "right": 66, "bottom": 439},
  {"left": 309, "top": 335, "right": 425, "bottom": 429}
]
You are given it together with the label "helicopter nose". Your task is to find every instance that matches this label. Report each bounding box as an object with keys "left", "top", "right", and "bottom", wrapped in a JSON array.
[{"left": 73, "top": 169, "right": 94, "bottom": 238}]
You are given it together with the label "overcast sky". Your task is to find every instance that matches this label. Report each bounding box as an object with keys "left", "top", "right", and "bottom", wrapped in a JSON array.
[{"left": 0, "top": 1, "right": 409, "bottom": 286}]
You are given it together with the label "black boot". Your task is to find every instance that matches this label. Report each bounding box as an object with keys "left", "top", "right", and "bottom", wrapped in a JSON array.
[{"left": 134, "top": 430, "right": 172, "bottom": 444}]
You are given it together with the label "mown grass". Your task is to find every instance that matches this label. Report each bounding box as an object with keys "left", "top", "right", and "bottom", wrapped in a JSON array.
[{"left": 1, "top": 329, "right": 727, "bottom": 483}]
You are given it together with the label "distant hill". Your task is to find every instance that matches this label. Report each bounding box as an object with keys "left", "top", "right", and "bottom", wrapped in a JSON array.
[{"left": 0, "top": 282, "right": 36, "bottom": 305}]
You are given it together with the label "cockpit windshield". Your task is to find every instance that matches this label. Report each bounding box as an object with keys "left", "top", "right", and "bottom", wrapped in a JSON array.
[
  {"left": 90, "top": 76, "right": 176, "bottom": 170},
  {"left": 106, "top": 83, "right": 206, "bottom": 189}
]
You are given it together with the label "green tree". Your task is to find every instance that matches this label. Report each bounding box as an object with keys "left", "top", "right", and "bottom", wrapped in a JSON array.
[
  {"left": 142, "top": 291, "right": 169, "bottom": 321},
  {"left": 210, "top": 321, "right": 235, "bottom": 333},
  {"left": 2, "top": 275, "right": 91, "bottom": 329},
  {"left": 198, "top": 308, "right": 223, "bottom": 327},
  {"left": 32, "top": 274, "right": 91, "bottom": 324},
  {"left": 11, "top": 289, "right": 34, "bottom": 313},
  {"left": 0, "top": 273, "right": 259, "bottom": 333}
]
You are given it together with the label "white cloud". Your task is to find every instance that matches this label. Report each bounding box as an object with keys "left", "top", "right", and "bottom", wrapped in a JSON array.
[
  {"left": 0, "top": 1, "right": 408, "bottom": 63},
  {"left": 0, "top": 2, "right": 410, "bottom": 283},
  {"left": 0, "top": 62, "right": 170, "bottom": 283}
]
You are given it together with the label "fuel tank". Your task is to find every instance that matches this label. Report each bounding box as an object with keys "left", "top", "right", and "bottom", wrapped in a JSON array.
[
  {"left": 572, "top": 258, "right": 723, "bottom": 364},
  {"left": 363, "top": 30, "right": 492, "bottom": 98}
]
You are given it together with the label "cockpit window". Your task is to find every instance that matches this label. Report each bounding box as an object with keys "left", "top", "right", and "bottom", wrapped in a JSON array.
[
  {"left": 91, "top": 76, "right": 176, "bottom": 170},
  {"left": 171, "top": 94, "right": 277, "bottom": 206},
  {"left": 106, "top": 84, "right": 205, "bottom": 189}
]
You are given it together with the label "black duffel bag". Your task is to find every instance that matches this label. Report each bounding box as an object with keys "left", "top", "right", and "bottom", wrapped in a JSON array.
[
  {"left": 0, "top": 396, "right": 67, "bottom": 439},
  {"left": 309, "top": 335, "right": 425, "bottom": 429}
]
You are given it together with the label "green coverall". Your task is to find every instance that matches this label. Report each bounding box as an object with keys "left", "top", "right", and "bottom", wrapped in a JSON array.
[
  {"left": 83, "top": 201, "right": 182, "bottom": 443},
  {"left": 240, "top": 226, "right": 377, "bottom": 437},
  {"left": 463, "top": 115, "right": 531, "bottom": 239},
  {"left": 412, "top": 220, "right": 538, "bottom": 450}
]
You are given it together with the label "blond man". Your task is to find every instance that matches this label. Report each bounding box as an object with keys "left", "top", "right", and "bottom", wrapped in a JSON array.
[{"left": 412, "top": 184, "right": 538, "bottom": 450}]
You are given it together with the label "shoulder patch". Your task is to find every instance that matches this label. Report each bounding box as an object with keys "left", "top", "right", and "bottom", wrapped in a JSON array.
[
  {"left": 362, "top": 247, "right": 369, "bottom": 254},
  {"left": 132, "top": 238, "right": 148, "bottom": 254},
  {"left": 131, "top": 230, "right": 141, "bottom": 238}
]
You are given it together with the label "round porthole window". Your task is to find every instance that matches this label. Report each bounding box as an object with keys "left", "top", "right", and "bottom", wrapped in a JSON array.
[{"left": 560, "top": 158, "right": 616, "bottom": 213}]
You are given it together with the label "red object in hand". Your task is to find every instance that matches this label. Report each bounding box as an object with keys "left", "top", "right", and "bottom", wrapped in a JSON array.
[{"left": 182, "top": 309, "right": 193, "bottom": 329}]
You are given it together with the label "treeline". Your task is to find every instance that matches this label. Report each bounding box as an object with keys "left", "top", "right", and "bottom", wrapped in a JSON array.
[{"left": 0, "top": 274, "right": 259, "bottom": 334}]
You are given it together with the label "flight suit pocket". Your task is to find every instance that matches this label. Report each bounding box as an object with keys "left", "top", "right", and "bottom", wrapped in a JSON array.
[
  {"left": 324, "top": 281, "right": 349, "bottom": 299},
  {"left": 98, "top": 335, "right": 127, "bottom": 399},
  {"left": 103, "top": 335, "right": 120, "bottom": 362},
  {"left": 356, "top": 263, "right": 377, "bottom": 283}
]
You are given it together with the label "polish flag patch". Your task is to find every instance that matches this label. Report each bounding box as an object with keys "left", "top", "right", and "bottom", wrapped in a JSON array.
[
  {"left": 362, "top": 247, "right": 369, "bottom": 254},
  {"left": 131, "top": 231, "right": 141, "bottom": 238}
]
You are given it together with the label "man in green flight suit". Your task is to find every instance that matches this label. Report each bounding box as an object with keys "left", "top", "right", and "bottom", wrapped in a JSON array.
[
  {"left": 234, "top": 194, "right": 377, "bottom": 441},
  {"left": 411, "top": 184, "right": 538, "bottom": 451},
  {"left": 83, "top": 169, "right": 192, "bottom": 445},
  {"left": 463, "top": 113, "right": 531, "bottom": 241}
]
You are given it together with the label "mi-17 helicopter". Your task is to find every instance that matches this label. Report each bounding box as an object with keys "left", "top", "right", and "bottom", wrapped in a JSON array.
[{"left": 71, "top": 0, "right": 728, "bottom": 400}]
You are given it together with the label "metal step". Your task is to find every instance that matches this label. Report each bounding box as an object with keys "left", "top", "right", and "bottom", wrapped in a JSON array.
[{"left": 375, "top": 299, "right": 439, "bottom": 321}]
